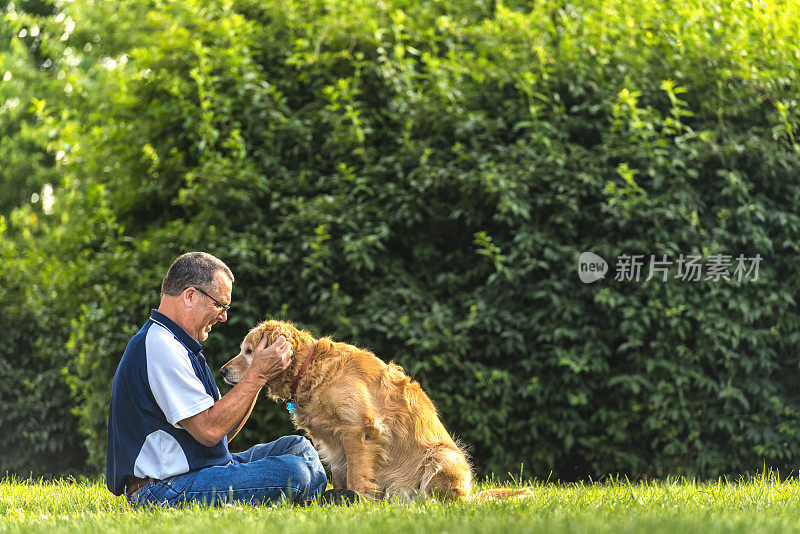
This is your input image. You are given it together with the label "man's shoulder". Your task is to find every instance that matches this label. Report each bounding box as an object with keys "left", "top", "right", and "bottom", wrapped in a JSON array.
[
  {"left": 145, "top": 320, "right": 190, "bottom": 359},
  {"left": 118, "top": 321, "right": 188, "bottom": 375}
]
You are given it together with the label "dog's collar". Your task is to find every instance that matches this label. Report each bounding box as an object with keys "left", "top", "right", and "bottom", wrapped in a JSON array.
[{"left": 289, "top": 342, "right": 317, "bottom": 405}]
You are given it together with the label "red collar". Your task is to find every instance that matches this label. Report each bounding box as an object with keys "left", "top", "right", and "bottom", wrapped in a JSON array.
[{"left": 290, "top": 342, "right": 316, "bottom": 400}]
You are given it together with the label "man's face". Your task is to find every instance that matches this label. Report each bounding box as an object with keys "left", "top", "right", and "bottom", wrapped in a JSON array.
[{"left": 189, "top": 270, "right": 232, "bottom": 342}]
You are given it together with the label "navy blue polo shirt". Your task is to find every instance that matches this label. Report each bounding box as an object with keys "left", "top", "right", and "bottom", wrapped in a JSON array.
[{"left": 106, "top": 310, "right": 232, "bottom": 496}]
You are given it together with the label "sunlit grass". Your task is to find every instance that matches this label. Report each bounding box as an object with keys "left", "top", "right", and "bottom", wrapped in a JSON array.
[{"left": 4, "top": 474, "right": 800, "bottom": 533}]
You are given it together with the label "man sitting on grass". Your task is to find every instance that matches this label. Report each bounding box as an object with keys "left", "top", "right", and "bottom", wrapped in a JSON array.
[{"left": 106, "top": 251, "right": 353, "bottom": 506}]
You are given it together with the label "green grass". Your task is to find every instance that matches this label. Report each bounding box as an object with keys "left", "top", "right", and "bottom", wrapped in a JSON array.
[{"left": 5, "top": 475, "right": 800, "bottom": 533}]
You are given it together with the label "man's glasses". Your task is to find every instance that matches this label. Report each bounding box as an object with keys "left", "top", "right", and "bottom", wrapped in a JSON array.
[{"left": 192, "top": 287, "right": 231, "bottom": 313}]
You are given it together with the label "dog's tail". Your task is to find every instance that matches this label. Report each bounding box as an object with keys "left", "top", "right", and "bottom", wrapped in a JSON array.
[{"left": 468, "top": 488, "right": 534, "bottom": 501}]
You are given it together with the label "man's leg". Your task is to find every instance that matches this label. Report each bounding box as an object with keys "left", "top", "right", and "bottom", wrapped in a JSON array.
[
  {"left": 233, "top": 436, "right": 359, "bottom": 506},
  {"left": 183, "top": 453, "right": 324, "bottom": 505},
  {"left": 231, "top": 435, "right": 328, "bottom": 496},
  {"left": 232, "top": 435, "right": 321, "bottom": 467},
  {"left": 128, "top": 436, "right": 326, "bottom": 507}
]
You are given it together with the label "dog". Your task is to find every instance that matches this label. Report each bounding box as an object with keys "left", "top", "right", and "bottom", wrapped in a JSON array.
[{"left": 220, "top": 319, "right": 473, "bottom": 500}]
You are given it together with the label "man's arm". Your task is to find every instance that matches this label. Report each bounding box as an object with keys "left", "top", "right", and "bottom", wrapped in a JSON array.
[{"left": 180, "top": 335, "right": 291, "bottom": 447}]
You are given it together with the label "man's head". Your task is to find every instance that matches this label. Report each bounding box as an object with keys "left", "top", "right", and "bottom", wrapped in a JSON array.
[{"left": 159, "top": 252, "right": 234, "bottom": 342}]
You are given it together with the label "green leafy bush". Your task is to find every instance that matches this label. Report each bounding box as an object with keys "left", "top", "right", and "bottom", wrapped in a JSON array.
[
  {"left": 3, "top": 0, "right": 800, "bottom": 480},
  {"left": 0, "top": 0, "right": 90, "bottom": 477}
]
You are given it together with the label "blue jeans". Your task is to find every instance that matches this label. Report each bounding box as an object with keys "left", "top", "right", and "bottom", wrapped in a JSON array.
[{"left": 127, "top": 435, "right": 327, "bottom": 507}]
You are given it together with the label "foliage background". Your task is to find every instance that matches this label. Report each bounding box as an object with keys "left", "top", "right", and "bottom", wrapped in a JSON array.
[{"left": 1, "top": 0, "right": 800, "bottom": 480}]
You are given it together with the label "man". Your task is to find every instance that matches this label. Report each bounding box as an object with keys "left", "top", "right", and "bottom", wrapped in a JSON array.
[{"left": 106, "top": 252, "right": 333, "bottom": 506}]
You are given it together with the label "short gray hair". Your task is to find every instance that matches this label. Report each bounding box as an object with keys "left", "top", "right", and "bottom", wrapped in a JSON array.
[{"left": 161, "top": 252, "right": 234, "bottom": 296}]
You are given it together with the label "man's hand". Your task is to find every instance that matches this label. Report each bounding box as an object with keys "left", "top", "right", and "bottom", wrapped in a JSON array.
[
  {"left": 247, "top": 335, "right": 293, "bottom": 383},
  {"left": 179, "top": 335, "right": 293, "bottom": 447}
]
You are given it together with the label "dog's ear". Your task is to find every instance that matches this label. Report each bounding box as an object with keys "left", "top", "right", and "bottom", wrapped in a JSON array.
[
  {"left": 242, "top": 324, "right": 269, "bottom": 353},
  {"left": 258, "top": 320, "right": 310, "bottom": 351},
  {"left": 256, "top": 320, "right": 287, "bottom": 348},
  {"left": 259, "top": 319, "right": 318, "bottom": 400}
]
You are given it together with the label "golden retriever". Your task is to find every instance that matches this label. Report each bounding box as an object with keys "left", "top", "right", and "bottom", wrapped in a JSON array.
[{"left": 220, "top": 319, "right": 472, "bottom": 500}]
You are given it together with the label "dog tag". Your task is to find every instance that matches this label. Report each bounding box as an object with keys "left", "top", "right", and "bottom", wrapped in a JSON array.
[{"left": 287, "top": 401, "right": 297, "bottom": 414}]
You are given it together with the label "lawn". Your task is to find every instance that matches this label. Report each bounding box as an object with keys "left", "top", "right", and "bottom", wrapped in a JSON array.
[{"left": 4, "top": 475, "right": 800, "bottom": 533}]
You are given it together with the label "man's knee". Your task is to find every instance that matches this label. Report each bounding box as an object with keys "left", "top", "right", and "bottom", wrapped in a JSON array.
[
  {"left": 287, "top": 454, "right": 328, "bottom": 499},
  {"left": 279, "top": 434, "right": 311, "bottom": 453},
  {"left": 283, "top": 455, "right": 313, "bottom": 493}
]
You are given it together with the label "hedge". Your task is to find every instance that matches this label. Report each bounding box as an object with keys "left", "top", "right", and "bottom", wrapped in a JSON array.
[{"left": 2, "top": 0, "right": 800, "bottom": 479}]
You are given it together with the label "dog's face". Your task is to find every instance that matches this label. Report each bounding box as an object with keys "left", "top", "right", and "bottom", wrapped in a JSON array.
[
  {"left": 220, "top": 319, "right": 314, "bottom": 389},
  {"left": 219, "top": 323, "right": 262, "bottom": 385}
]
